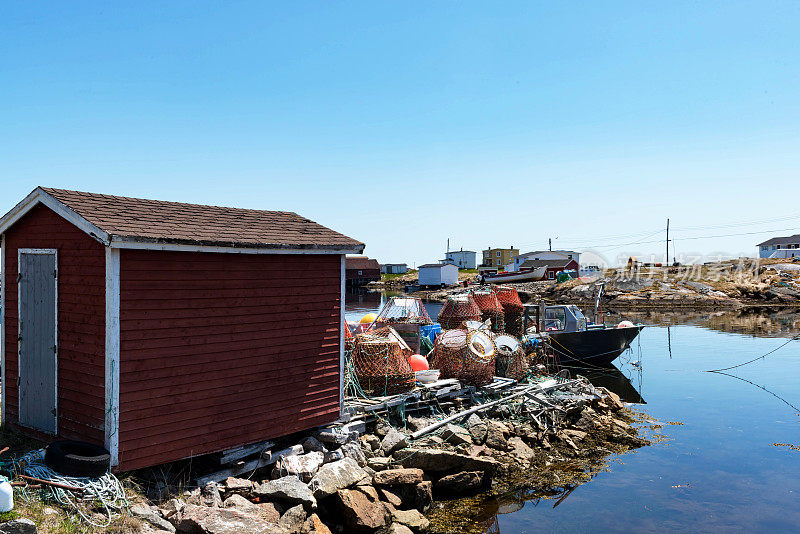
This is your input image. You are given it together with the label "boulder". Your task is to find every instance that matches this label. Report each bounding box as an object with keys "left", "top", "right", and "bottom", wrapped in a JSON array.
[
  {"left": 433, "top": 471, "right": 483, "bottom": 496},
  {"left": 316, "top": 428, "right": 356, "bottom": 446},
  {"left": 301, "top": 514, "right": 332, "bottom": 534},
  {"left": 281, "top": 452, "right": 325, "bottom": 482},
  {"left": 380, "top": 525, "right": 413, "bottom": 534},
  {"left": 367, "top": 457, "right": 392, "bottom": 471},
  {"left": 440, "top": 424, "right": 472, "bottom": 446},
  {"left": 598, "top": 387, "right": 624, "bottom": 411},
  {"left": 392, "top": 448, "right": 499, "bottom": 474},
  {"left": 485, "top": 421, "right": 509, "bottom": 450},
  {"left": 278, "top": 504, "right": 307, "bottom": 534},
  {"left": 341, "top": 441, "right": 367, "bottom": 467},
  {"left": 131, "top": 503, "right": 177, "bottom": 533},
  {"left": 223, "top": 477, "right": 254, "bottom": 494},
  {"left": 336, "top": 488, "right": 388, "bottom": 532},
  {"left": 323, "top": 450, "right": 344, "bottom": 464},
  {"left": 468, "top": 422, "right": 487, "bottom": 444},
  {"left": 257, "top": 502, "right": 284, "bottom": 524},
  {"left": 562, "top": 429, "right": 588, "bottom": 442},
  {"left": 363, "top": 435, "right": 381, "bottom": 451},
  {"left": 377, "top": 487, "right": 402, "bottom": 507},
  {"left": 0, "top": 519, "right": 38, "bottom": 534},
  {"left": 381, "top": 429, "right": 409, "bottom": 455},
  {"left": 373, "top": 468, "right": 424, "bottom": 486},
  {"left": 301, "top": 436, "right": 327, "bottom": 454},
  {"left": 307, "top": 458, "right": 366, "bottom": 499},
  {"left": 392, "top": 509, "right": 430, "bottom": 532},
  {"left": 255, "top": 475, "right": 316, "bottom": 510},
  {"left": 175, "top": 504, "right": 284, "bottom": 534},
  {"left": 223, "top": 494, "right": 259, "bottom": 513},
  {"left": 508, "top": 437, "right": 535, "bottom": 463}
]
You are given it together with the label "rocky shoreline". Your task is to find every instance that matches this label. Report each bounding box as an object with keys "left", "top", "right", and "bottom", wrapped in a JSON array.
[{"left": 128, "top": 379, "right": 650, "bottom": 534}]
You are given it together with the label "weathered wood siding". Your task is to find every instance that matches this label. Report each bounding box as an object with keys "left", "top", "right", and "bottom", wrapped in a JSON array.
[
  {"left": 117, "top": 250, "right": 342, "bottom": 470},
  {"left": 3, "top": 204, "right": 106, "bottom": 443}
]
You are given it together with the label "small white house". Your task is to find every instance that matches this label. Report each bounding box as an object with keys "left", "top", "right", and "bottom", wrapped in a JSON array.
[
  {"left": 418, "top": 263, "right": 459, "bottom": 287},
  {"left": 443, "top": 249, "right": 477, "bottom": 269},
  {"left": 381, "top": 263, "right": 408, "bottom": 274},
  {"left": 758, "top": 235, "right": 800, "bottom": 258}
]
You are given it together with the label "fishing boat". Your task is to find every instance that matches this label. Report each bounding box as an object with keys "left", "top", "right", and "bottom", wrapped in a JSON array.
[
  {"left": 482, "top": 266, "right": 547, "bottom": 284},
  {"left": 523, "top": 283, "right": 644, "bottom": 365}
]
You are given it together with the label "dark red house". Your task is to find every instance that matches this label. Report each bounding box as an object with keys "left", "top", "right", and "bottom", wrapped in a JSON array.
[
  {"left": 0, "top": 187, "right": 363, "bottom": 471},
  {"left": 520, "top": 258, "right": 579, "bottom": 280},
  {"left": 345, "top": 256, "right": 381, "bottom": 286}
]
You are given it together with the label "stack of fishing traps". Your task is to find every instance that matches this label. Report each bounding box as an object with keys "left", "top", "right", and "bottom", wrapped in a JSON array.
[
  {"left": 437, "top": 294, "right": 482, "bottom": 329},
  {"left": 494, "top": 285, "right": 525, "bottom": 337},
  {"left": 431, "top": 327, "right": 496, "bottom": 386},
  {"left": 350, "top": 327, "right": 416, "bottom": 395},
  {"left": 493, "top": 334, "right": 528, "bottom": 380},
  {"left": 470, "top": 289, "right": 505, "bottom": 333}
]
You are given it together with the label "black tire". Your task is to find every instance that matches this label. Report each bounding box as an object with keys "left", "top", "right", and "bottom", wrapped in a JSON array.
[{"left": 44, "top": 440, "right": 110, "bottom": 478}]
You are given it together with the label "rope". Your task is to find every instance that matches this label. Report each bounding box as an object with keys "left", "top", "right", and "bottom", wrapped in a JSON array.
[
  {"left": 14, "top": 449, "right": 129, "bottom": 528},
  {"left": 706, "top": 333, "right": 800, "bottom": 372}
]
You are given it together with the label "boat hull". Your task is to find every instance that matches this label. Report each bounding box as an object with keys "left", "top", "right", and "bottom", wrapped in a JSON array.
[
  {"left": 545, "top": 325, "right": 644, "bottom": 366},
  {"left": 484, "top": 266, "right": 547, "bottom": 283}
]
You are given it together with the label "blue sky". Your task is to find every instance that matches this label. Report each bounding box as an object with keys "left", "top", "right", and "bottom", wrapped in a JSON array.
[{"left": 2, "top": 2, "right": 799, "bottom": 266}]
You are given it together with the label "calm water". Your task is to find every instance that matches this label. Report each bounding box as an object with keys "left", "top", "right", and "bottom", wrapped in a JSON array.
[{"left": 346, "top": 291, "right": 800, "bottom": 532}]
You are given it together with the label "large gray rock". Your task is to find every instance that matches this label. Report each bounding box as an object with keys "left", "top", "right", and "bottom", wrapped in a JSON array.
[
  {"left": 301, "top": 436, "right": 327, "bottom": 454},
  {"left": 307, "top": 458, "right": 366, "bottom": 499},
  {"left": 315, "top": 428, "right": 356, "bottom": 446},
  {"left": 0, "top": 519, "right": 37, "bottom": 534},
  {"left": 223, "top": 477, "right": 254, "bottom": 494},
  {"left": 381, "top": 429, "right": 409, "bottom": 455},
  {"left": 255, "top": 475, "right": 316, "bottom": 510},
  {"left": 373, "top": 468, "right": 423, "bottom": 486},
  {"left": 508, "top": 437, "right": 535, "bottom": 463},
  {"left": 485, "top": 421, "right": 509, "bottom": 451},
  {"left": 278, "top": 504, "right": 306, "bottom": 534},
  {"left": 340, "top": 441, "right": 367, "bottom": 467},
  {"left": 392, "top": 448, "right": 499, "bottom": 474},
  {"left": 380, "top": 524, "right": 413, "bottom": 534},
  {"left": 131, "top": 503, "right": 176, "bottom": 533},
  {"left": 392, "top": 508, "right": 430, "bottom": 532},
  {"left": 335, "top": 488, "right": 388, "bottom": 532},
  {"left": 433, "top": 471, "right": 484, "bottom": 496},
  {"left": 281, "top": 451, "right": 325, "bottom": 482},
  {"left": 441, "top": 424, "right": 472, "bottom": 446},
  {"left": 175, "top": 504, "right": 284, "bottom": 534}
]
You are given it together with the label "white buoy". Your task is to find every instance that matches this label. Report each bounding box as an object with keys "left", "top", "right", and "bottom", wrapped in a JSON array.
[
  {"left": 0, "top": 476, "right": 13, "bottom": 512},
  {"left": 617, "top": 320, "right": 635, "bottom": 329}
]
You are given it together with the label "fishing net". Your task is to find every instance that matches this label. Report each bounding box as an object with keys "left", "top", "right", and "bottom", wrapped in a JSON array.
[
  {"left": 493, "top": 286, "right": 525, "bottom": 337},
  {"left": 494, "top": 334, "right": 528, "bottom": 380},
  {"left": 344, "top": 321, "right": 355, "bottom": 352},
  {"left": 350, "top": 327, "right": 416, "bottom": 396},
  {"left": 430, "top": 328, "right": 496, "bottom": 386},
  {"left": 438, "top": 294, "right": 482, "bottom": 329},
  {"left": 471, "top": 289, "right": 505, "bottom": 334},
  {"left": 375, "top": 296, "right": 433, "bottom": 325}
]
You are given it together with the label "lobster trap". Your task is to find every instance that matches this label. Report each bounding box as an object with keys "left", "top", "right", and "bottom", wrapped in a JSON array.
[
  {"left": 470, "top": 289, "right": 505, "bottom": 334},
  {"left": 350, "top": 327, "right": 416, "bottom": 396},
  {"left": 438, "top": 294, "right": 482, "bottom": 329},
  {"left": 430, "top": 328, "right": 496, "bottom": 387},
  {"left": 374, "top": 296, "right": 433, "bottom": 325},
  {"left": 493, "top": 286, "right": 525, "bottom": 337},
  {"left": 493, "top": 334, "right": 528, "bottom": 380}
]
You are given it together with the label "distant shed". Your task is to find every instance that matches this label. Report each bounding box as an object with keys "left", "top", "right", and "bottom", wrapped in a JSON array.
[
  {"left": 418, "top": 263, "right": 459, "bottom": 287},
  {"left": 0, "top": 187, "right": 363, "bottom": 471},
  {"left": 345, "top": 256, "right": 381, "bottom": 286}
]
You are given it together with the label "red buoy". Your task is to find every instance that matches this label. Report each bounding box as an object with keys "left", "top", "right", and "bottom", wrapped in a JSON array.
[{"left": 408, "top": 354, "right": 429, "bottom": 372}]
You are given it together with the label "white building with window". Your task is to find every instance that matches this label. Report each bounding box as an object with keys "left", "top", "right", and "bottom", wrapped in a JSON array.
[
  {"left": 443, "top": 249, "right": 477, "bottom": 269},
  {"left": 758, "top": 235, "right": 800, "bottom": 258}
]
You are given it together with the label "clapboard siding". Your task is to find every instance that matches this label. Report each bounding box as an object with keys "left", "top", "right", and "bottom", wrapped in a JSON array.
[
  {"left": 117, "top": 250, "right": 341, "bottom": 471},
  {"left": 3, "top": 204, "right": 106, "bottom": 443}
]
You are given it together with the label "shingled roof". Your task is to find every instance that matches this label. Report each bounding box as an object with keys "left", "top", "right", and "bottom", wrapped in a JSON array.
[
  {"left": 1, "top": 187, "right": 364, "bottom": 252},
  {"left": 758, "top": 234, "right": 800, "bottom": 247}
]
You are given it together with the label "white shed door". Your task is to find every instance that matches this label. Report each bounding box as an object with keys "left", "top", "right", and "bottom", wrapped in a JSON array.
[{"left": 18, "top": 249, "right": 58, "bottom": 434}]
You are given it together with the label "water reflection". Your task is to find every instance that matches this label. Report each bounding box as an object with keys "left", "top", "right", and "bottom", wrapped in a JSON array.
[{"left": 563, "top": 363, "right": 646, "bottom": 404}]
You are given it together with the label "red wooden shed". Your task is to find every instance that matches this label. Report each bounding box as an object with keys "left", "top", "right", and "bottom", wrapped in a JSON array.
[{"left": 0, "top": 187, "right": 363, "bottom": 471}]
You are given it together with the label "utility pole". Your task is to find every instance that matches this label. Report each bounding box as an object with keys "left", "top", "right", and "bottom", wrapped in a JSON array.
[
  {"left": 548, "top": 238, "right": 552, "bottom": 251},
  {"left": 447, "top": 238, "right": 450, "bottom": 256},
  {"left": 665, "top": 218, "right": 670, "bottom": 266}
]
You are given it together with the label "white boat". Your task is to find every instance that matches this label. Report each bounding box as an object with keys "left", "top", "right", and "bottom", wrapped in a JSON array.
[{"left": 482, "top": 266, "right": 547, "bottom": 283}]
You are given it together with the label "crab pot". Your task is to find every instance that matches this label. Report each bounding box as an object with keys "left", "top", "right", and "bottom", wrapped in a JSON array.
[
  {"left": 494, "top": 335, "right": 529, "bottom": 380},
  {"left": 431, "top": 328, "right": 496, "bottom": 387},
  {"left": 350, "top": 329, "right": 416, "bottom": 396},
  {"left": 493, "top": 286, "right": 525, "bottom": 337},
  {"left": 437, "top": 294, "right": 482, "bottom": 330},
  {"left": 471, "top": 290, "right": 506, "bottom": 334}
]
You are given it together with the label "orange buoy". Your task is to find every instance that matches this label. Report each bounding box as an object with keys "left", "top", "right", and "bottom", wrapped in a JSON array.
[{"left": 408, "top": 354, "right": 429, "bottom": 372}]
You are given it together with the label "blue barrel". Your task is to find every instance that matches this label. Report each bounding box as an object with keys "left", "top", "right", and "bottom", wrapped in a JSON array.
[{"left": 420, "top": 323, "right": 442, "bottom": 344}]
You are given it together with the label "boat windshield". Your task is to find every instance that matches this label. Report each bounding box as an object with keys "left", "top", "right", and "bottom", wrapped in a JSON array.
[{"left": 544, "top": 307, "right": 566, "bottom": 330}]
